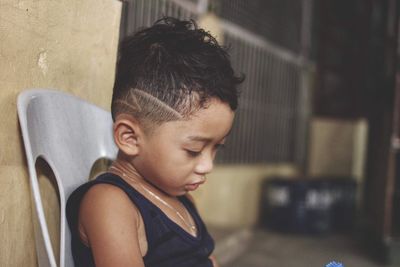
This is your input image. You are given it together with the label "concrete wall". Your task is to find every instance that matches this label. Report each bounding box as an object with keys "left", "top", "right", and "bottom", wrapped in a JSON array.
[
  {"left": 308, "top": 117, "right": 368, "bottom": 180},
  {"left": 0, "top": 1, "right": 122, "bottom": 265}
]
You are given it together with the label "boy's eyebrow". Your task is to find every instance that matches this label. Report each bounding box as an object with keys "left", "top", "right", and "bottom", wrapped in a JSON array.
[
  {"left": 186, "top": 130, "right": 232, "bottom": 143},
  {"left": 187, "top": 136, "right": 213, "bottom": 143}
]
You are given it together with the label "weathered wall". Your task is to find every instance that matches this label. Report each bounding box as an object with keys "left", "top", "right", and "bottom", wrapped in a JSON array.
[
  {"left": 0, "top": 0, "right": 122, "bottom": 265},
  {"left": 308, "top": 117, "right": 368, "bottom": 180}
]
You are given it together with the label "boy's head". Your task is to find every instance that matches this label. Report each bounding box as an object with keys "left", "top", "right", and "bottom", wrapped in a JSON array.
[
  {"left": 111, "top": 17, "right": 243, "bottom": 131},
  {"left": 111, "top": 17, "right": 244, "bottom": 195}
]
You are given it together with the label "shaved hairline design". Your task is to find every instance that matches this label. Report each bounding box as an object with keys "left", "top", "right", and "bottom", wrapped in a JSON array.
[{"left": 113, "top": 88, "right": 184, "bottom": 126}]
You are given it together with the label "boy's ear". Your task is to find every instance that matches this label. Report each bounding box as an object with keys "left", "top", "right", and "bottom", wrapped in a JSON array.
[{"left": 113, "top": 114, "right": 143, "bottom": 156}]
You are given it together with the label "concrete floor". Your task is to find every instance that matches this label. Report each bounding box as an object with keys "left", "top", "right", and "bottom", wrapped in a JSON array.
[{"left": 213, "top": 228, "right": 391, "bottom": 267}]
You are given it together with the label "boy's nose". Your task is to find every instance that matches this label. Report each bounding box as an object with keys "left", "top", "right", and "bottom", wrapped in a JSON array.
[{"left": 195, "top": 153, "right": 214, "bottom": 175}]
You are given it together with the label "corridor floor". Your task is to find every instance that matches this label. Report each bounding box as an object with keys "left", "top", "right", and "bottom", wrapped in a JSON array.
[{"left": 226, "top": 229, "right": 389, "bottom": 267}]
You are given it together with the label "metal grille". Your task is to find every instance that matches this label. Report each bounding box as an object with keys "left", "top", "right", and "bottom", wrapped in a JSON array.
[
  {"left": 210, "top": 0, "right": 303, "bottom": 53},
  {"left": 217, "top": 27, "right": 304, "bottom": 164},
  {"left": 120, "top": 0, "right": 311, "bottom": 165}
]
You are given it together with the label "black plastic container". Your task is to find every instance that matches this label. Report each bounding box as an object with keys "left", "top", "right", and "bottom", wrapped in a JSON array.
[
  {"left": 305, "top": 180, "right": 332, "bottom": 234},
  {"left": 261, "top": 177, "right": 356, "bottom": 234},
  {"left": 261, "top": 179, "right": 310, "bottom": 233},
  {"left": 261, "top": 179, "right": 289, "bottom": 230},
  {"left": 329, "top": 178, "right": 356, "bottom": 231}
]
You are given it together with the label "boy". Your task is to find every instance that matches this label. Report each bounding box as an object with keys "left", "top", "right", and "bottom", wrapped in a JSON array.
[{"left": 67, "top": 17, "right": 243, "bottom": 267}]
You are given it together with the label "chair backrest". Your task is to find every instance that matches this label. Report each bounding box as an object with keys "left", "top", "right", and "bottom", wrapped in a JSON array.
[{"left": 17, "top": 89, "right": 118, "bottom": 267}]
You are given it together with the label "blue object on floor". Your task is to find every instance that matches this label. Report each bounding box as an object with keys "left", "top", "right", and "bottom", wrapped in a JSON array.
[{"left": 325, "top": 261, "right": 344, "bottom": 267}]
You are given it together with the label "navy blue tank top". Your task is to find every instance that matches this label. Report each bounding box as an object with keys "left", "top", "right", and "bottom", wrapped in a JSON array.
[{"left": 66, "top": 173, "right": 215, "bottom": 267}]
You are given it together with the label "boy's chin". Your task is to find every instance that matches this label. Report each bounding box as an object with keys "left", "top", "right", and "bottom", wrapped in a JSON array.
[
  {"left": 169, "top": 188, "right": 191, "bottom": 197},
  {"left": 157, "top": 186, "right": 187, "bottom": 197}
]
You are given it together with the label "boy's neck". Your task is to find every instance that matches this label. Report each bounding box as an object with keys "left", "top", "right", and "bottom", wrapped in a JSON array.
[{"left": 109, "top": 153, "right": 174, "bottom": 198}]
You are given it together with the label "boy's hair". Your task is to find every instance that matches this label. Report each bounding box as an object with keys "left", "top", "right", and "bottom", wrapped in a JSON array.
[{"left": 111, "top": 17, "right": 244, "bottom": 130}]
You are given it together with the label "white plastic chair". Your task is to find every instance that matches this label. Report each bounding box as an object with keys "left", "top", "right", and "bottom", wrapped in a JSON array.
[{"left": 17, "top": 89, "right": 118, "bottom": 267}]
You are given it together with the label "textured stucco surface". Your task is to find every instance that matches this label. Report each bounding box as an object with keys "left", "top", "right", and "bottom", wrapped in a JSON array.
[{"left": 0, "top": 0, "right": 121, "bottom": 265}]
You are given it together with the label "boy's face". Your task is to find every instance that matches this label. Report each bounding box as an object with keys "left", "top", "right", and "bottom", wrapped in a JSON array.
[{"left": 133, "top": 98, "right": 235, "bottom": 196}]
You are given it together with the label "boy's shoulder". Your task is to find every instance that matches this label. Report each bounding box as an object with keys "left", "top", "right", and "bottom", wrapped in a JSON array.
[
  {"left": 82, "top": 182, "right": 130, "bottom": 204},
  {"left": 79, "top": 182, "right": 141, "bottom": 222},
  {"left": 77, "top": 181, "right": 142, "bottom": 245},
  {"left": 69, "top": 173, "right": 138, "bottom": 213}
]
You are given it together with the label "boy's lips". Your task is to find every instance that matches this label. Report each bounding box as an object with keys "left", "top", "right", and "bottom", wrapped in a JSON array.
[{"left": 185, "top": 180, "right": 205, "bottom": 191}]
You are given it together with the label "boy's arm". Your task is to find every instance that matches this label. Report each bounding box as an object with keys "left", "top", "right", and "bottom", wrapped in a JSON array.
[
  {"left": 185, "top": 193, "right": 220, "bottom": 267},
  {"left": 79, "top": 184, "right": 145, "bottom": 267},
  {"left": 209, "top": 254, "right": 220, "bottom": 267}
]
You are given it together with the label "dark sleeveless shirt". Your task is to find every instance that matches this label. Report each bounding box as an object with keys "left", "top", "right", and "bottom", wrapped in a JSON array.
[{"left": 66, "top": 173, "right": 215, "bottom": 267}]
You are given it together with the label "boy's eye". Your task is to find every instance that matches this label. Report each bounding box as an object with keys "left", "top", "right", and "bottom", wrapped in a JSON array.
[{"left": 186, "top": 150, "right": 202, "bottom": 157}]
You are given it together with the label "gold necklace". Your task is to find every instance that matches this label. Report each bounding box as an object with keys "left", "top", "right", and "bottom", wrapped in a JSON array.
[{"left": 108, "top": 165, "right": 197, "bottom": 236}]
